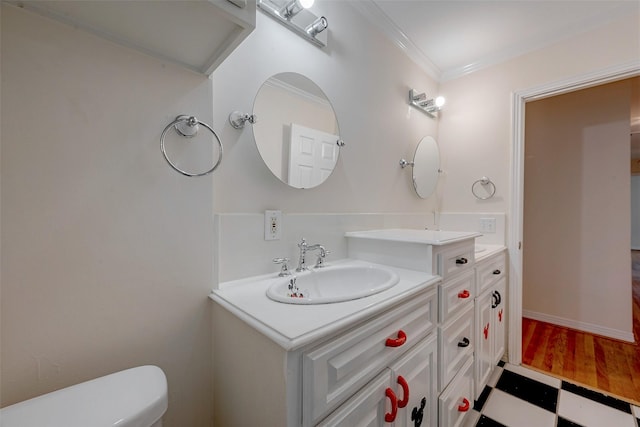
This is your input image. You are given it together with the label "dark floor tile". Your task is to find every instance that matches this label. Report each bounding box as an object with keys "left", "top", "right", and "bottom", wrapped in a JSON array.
[
  {"left": 475, "top": 414, "right": 507, "bottom": 427},
  {"left": 474, "top": 386, "right": 492, "bottom": 412},
  {"left": 497, "top": 360, "right": 506, "bottom": 367},
  {"left": 561, "top": 381, "right": 631, "bottom": 414},
  {"left": 557, "top": 416, "right": 584, "bottom": 427},
  {"left": 495, "top": 370, "right": 558, "bottom": 413}
]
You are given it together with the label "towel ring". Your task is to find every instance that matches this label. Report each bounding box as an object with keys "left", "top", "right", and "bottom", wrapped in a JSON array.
[
  {"left": 160, "top": 115, "right": 223, "bottom": 177},
  {"left": 472, "top": 176, "right": 496, "bottom": 200}
]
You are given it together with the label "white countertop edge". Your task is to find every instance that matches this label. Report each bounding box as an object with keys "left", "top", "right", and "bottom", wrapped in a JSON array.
[
  {"left": 209, "top": 261, "right": 441, "bottom": 351},
  {"left": 344, "top": 229, "right": 481, "bottom": 245}
]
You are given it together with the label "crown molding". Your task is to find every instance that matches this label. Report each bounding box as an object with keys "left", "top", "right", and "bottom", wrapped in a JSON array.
[{"left": 348, "top": 1, "right": 441, "bottom": 82}]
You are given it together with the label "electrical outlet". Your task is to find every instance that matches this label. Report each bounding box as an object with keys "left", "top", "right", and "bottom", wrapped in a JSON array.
[
  {"left": 264, "top": 210, "right": 282, "bottom": 240},
  {"left": 479, "top": 217, "right": 496, "bottom": 233}
]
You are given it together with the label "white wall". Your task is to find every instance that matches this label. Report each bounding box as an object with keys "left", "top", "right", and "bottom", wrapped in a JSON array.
[
  {"left": 1, "top": 5, "right": 214, "bottom": 425},
  {"left": 211, "top": 2, "right": 441, "bottom": 215}
]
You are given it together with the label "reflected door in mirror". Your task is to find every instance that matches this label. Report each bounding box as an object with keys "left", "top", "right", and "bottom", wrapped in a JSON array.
[{"left": 288, "top": 124, "right": 339, "bottom": 188}]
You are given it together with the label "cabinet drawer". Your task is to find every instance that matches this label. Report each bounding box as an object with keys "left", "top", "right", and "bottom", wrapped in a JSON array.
[
  {"left": 302, "top": 288, "right": 437, "bottom": 426},
  {"left": 438, "top": 270, "right": 474, "bottom": 323},
  {"left": 438, "top": 303, "right": 474, "bottom": 391},
  {"left": 438, "top": 357, "right": 474, "bottom": 427},
  {"left": 476, "top": 251, "right": 506, "bottom": 295},
  {"left": 436, "top": 242, "right": 475, "bottom": 280}
]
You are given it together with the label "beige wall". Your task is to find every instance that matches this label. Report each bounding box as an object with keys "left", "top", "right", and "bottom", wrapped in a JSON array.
[
  {"left": 523, "top": 80, "right": 633, "bottom": 339},
  {"left": 1, "top": 5, "right": 214, "bottom": 425},
  {"left": 437, "top": 13, "right": 639, "bottom": 214}
]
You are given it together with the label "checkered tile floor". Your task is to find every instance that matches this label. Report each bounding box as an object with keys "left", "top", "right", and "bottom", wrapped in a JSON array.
[{"left": 464, "top": 361, "right": 640, "bottom": 427}]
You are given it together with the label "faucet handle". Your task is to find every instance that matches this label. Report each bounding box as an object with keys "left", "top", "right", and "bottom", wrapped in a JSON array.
[{"left": 273, "top": 257, "right": 291, "bottom": 277}]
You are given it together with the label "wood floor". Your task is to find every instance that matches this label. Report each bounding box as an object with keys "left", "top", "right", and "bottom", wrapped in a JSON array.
[{"left": 522, "top": 250, "right": 640, "bottom": 405}]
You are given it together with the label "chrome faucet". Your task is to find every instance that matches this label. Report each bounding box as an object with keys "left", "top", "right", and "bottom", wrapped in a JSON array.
[{"left": 296, "top": 238, "right": 328, "bottom": 271}]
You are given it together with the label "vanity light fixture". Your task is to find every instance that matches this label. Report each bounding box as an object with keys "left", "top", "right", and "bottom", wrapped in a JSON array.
[
  {"left": 409, "top": 89, "right": 445, "bottom": 118},
  {"left": 258, "top": 0, "right": 328, "bottom": 47},
  {"left": 281, "top": 0, "right": 314, "bottom": 19}
]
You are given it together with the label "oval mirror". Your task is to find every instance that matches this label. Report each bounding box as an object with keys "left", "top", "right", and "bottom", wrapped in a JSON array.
[
  {"left": 412, "top": 136, "right": 440, "bottom": 198},
  {"left": 252, "top": 72, "right": 341, "bottom": 189}
]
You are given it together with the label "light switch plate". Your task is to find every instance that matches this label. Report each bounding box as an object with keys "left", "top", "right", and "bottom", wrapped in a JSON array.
[{"left": 479, "top": 217, "right": 496, "bottom": 233}]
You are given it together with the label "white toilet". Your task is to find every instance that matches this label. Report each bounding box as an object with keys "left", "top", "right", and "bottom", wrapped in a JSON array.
[{"left": 0, "top": 365, "right": 167, "bottom": 427}]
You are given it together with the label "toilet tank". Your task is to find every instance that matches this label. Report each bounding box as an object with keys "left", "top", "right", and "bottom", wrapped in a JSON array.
[{"left": 0, "top": 365, "right": 167, "bottom": 427}]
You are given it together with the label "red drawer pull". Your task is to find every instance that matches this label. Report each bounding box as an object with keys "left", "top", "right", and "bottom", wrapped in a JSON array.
[
  {"left": 385, "top": 330, "right": 407, "bottom": 347},
  {"left": 385, "top": 387, "right": 398, "bottom": 422},
  {"left": 397, "top": 375, "right": 410, "bottom": 408},
  {"left": 458, "top": 397, "right": 470, "bottom": 412},
  {"left": 484, "top": 323, "right": 490, "bottom": 340},
  {"left": 499, "top": 309, "right": 504, "bottom": 322},
  {"left": 457, "top": 289, "right": 470, "bottom": 299}
]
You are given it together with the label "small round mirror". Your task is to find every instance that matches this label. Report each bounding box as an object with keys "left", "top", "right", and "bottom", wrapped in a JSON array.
[
  {"left": 252, "top": 72, "right": 341, "bottom": 189},
  {"left": 412, "top": 136, "right": 440, "bottom": 198}
]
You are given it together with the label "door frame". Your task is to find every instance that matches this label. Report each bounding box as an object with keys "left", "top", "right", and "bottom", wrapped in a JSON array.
[{"left": 507, "top": 60, "right": 640, "bottom": 365}]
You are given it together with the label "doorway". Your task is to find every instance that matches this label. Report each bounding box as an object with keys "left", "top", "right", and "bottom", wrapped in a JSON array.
[{"left": 507, "top": 64, "right": 640, "bottom": 394}]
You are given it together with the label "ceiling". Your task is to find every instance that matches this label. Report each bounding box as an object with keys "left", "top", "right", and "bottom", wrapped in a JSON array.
[{"left": 353, "top": 0, "right": 639, "bottom": 82}]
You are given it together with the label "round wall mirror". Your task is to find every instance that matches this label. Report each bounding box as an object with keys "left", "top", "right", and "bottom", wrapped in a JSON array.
[
  {"left": 412, "top": 136, "right": 440, "bottom": 198},
  {"left": 252, "top": 72, "right": 341, "bottom": 189}
]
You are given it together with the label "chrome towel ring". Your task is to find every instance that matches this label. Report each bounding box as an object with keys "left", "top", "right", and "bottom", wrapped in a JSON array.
[
  {"left": 160, "top": 115, "right": 223, "bottom": 177},
  {"left": 472, "top": 176, "right": 496, "bottom": 200}
]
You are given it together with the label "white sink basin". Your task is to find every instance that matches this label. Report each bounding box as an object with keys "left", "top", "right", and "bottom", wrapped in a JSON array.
[{"left": 266, "top": 263, "right": 400, "bottom": 304}]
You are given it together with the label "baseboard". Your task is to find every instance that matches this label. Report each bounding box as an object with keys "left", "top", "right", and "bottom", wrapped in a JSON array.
[{"left": 522, "top": 310, "right": 635, "bottom": 343}]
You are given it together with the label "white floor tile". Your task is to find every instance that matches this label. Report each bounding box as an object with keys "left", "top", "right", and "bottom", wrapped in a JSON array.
[
  {"left": 487, "top": 367, "right": 502, "bottom": 388},
  {"left": 503, "top": 363, "right": 561, "bottom": 389},
  {"left": 633, "top": 405, "right": 640, "bottom": 418},
  {"left": 483, "top": 389, "right": 556, "bottom": 427},
  {"left": 558, "top": 390, "right": 636, "bottom": 427}
]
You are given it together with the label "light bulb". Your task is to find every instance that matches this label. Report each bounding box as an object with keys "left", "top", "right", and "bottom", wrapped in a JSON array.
[
  {"left": 299, "top": 0, "right": 314, "bottom": 8},
  {"left": 435, "top": 96, "right": 445, "bottom": 108}
]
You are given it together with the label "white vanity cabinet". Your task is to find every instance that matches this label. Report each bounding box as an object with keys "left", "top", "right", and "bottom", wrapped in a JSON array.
[
  {"left": 318, "top": 333, "right": 438, "bottom": 427},
  {"left": 345, "top": 229, "right": 480, "bottom": 427},
  {"left": 303, "top": 288, "right": 438, "bottom": 426},
  {"left": 211, "top": 280, "right": 440, "bottom": 427},
  {"left": 432, "top": 242, "right": 476, "bottom": 427},
  {"left": 473, "top": 249, "right": 507, "bottom": 398}
]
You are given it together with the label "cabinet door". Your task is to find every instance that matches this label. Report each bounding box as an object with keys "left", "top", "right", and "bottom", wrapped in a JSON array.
[
  {"left": 493, "top": 278, "right": 507, "bottom": 365},
  {"left": 317, "top": 370, "right": 393, "bottom": 427},
  {"left": 391, "top": 334, "right": 438, "bottom": 427},
  {"left": 474, "top": 289, "right": 493, "bottom": 398}
]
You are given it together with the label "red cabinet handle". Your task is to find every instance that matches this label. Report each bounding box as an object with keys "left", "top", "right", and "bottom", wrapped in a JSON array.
[
  {"left": 385, "top": 330, "right": 407, "bottom": 347},
  {"left": 458, "top": 397, "right": 470, "bottom": 412},
  {"left": 499, "top": 309, "right": 503, "bottom": 322},
  {"left": 397, "top": 375, "right": 410, "bottom": 408},
  {"left": 484, "top": 323, "right": 490, "bottom": 340},
  {"left": 457, "top": 289, "right": 470, "bottom": 299},
  {"left": 385, "top": 387, "right": 398, "bottom": 422}
]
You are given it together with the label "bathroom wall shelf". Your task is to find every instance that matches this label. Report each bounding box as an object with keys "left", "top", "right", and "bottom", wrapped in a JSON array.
[{"left": 8, "top": 0, "right": 256, "bottom": 76}]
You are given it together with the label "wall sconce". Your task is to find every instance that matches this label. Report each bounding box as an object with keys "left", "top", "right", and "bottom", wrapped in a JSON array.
[
  {"left": 258, "top": 0, "right": 328, "bottom": 47},
  {"left": 409, "top": 89, "right": 445, "bottom": 118}
]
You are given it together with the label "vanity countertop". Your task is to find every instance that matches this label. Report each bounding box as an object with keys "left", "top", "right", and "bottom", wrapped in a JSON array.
[
  {"left": 345, "top": 228, "right": 481, "bottom": 245},
  {"left": 475, "top": 244, "right": 506, "bottom": 262},
  {"left": 209, "top": 259, "right": 440, "bottom": 351}
]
